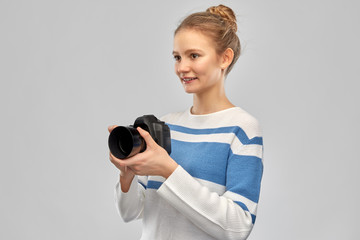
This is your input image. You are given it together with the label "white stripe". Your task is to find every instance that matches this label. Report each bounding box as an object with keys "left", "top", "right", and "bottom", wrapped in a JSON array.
[
  {"left": 148, "top": 175, "right": 166, "bottom": 182},
  {"left": 233, "top": 144, "right": 263, "bottom": 159},
  {"left": 192, "top": 177, "right": 258, "bottom": 216},
  {"left": 171, "top": 130, "right": 262, "bottom": 159},
  {"left": 162, "top": 107, "right": 262, "bottom": 139},
  {"left": 171, "top": 130, "right": 234, "bottom": 144},
  {"left": 146, "top": 175, "right": 256, "bottom": 214},
  {"left": 146, "top": 173, "right": 258, "bottom": 215},
  {"left": 223, "top": 191, "right": 258, "bottom": 216},
  {"left": 138, "top": 176, "right": 148, "bottom": 185},
  {"left": 195, "top": 177, "right": 226, "bottom": 195}
]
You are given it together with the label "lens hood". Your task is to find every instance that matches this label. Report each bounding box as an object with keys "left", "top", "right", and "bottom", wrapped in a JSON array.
[{"left": 108, "top": 126, "right": 145, "bottom": 159}]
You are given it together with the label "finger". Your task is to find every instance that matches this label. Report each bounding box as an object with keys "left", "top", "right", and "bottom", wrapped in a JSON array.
[
  {"left": 109, "top": 152, "right": 135, "bottom": 168},
  {"left": 119, "top": 157, "right": 139, "bottom": 167},
  {"left": 109, "top": 152, "right": 126, "bottom": 169},
  {"left": 137, "top": 127, "right": 156, "bottom": 148},
  {"left": 109, "top": 152, "right": 119, "bottom": 164},
  {"left": 108, "top": 125, "right": 118, "bottom": 133}
]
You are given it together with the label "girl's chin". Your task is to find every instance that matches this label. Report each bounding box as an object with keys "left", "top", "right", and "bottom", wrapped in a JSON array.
[
  {"left": 182, "top": 86, "right": 197, "bottom": 94},
  {"left": 182, "top": 82, "right": 199, "bottom": 93}
]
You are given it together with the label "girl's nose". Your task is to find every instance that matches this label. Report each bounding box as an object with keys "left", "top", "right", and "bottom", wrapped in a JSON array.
[{"left": 176, "top": 60, "right": 190, "bottom": 73}]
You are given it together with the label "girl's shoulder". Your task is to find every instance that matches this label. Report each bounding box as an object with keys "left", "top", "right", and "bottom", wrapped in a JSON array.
[
  {"left": 161, "top": 107, "right": 262, "bottom": 138},
  {"left": 160, "top": 109, "right": 188, "bottom": 123}
]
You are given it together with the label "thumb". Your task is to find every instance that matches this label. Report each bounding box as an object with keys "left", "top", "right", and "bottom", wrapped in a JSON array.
[
  {"left": 108, "top": 125, "right": 118, "bottom": 133},
  {"left": 137, "top": 127, "right": 156, "bottom": 148}
]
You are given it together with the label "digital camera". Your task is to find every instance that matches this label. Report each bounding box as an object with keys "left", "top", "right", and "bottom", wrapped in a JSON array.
[{"left": 108, "top": 115, "right": 171, "bottom": 159}]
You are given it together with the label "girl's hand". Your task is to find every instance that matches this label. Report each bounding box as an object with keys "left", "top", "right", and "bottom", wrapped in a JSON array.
[
  {"left": 111, "top": 127, "right": 178, "bottom": 179},
  {"left": 108, "top": 125, "right": 135, "bottom": 192}
]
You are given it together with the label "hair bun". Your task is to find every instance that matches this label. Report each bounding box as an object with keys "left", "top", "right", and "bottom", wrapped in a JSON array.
[{"left": 206, "top": 4, "right": 237, "bottom": 32}]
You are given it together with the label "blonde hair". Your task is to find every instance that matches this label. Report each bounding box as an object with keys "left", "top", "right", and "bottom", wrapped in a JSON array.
[{"left": 175, "top": 5, "right": 241, "bottom": 75}]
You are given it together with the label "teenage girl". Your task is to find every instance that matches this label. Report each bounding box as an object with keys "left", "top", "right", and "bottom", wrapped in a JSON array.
[{"left": 109, "top": 4, "right": 263, "bottom": 240}]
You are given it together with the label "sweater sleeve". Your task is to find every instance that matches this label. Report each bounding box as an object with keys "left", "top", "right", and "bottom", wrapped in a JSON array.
[
  {"left": 114, "top": 175, "right": 147, "bottom": 222},
  {"left": 157, "top": 135, "right": 263, "bottom": 240}
]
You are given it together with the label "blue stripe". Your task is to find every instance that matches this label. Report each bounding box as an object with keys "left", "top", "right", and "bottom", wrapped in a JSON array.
[
  {"left": 227, "top": 150, "right": 263, "bottom": 203},
  {"left": 248, "top": 137, "right": 263, "bottom": 145},
  {"left": 167, "top": 123, "right": 262, "bottom": 146},
  {"left": 234, "top": 201, "right": 256, "bottom": 224},
  {"left": 170, "top": 139, "right": 263, "bottom": 194},
  {"left": 147, "top": 180, "right": 163, "bottom": 190},
  {"left": 251, "top": 214, "right": 256, "bottom": 224},
  {"left": 138, "top": 181, "right": 146, "bottom": 189},
  {"left": 235, "top": 201, "right": 249, "bottom": 212},
  {"left": 170, "top": 140, "right": 229, "bottom": 186}
]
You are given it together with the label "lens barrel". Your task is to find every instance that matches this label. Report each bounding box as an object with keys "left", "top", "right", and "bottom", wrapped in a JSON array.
[{"left": 108, "top": 126, "right": 146, "bottom": 159}]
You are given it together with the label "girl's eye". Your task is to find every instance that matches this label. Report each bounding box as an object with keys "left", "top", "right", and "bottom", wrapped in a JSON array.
[
  {"left": 173, "top": 55, "right": 181, "bottom": 61},
  {"left": 191, "top": 53, "right": 199, "bottom": 59}
]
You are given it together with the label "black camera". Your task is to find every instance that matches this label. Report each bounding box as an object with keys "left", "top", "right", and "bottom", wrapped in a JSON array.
[{"left": 108, "top": 115, "right": 171, "bottom": 159}]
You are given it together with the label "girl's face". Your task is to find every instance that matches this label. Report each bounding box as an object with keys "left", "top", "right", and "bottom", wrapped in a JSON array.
[{"left": 173, "top": 29, "right": 225, "bottom": 95}]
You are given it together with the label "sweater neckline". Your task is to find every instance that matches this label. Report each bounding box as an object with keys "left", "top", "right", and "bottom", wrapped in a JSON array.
[{"left": 187, "top": 106, "right": 240, "bottom": 117}]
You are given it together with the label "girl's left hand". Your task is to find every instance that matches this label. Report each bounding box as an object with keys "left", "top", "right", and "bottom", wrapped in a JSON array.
[{"left": 111, "top": 127, "right": 178, "bottom": 179}]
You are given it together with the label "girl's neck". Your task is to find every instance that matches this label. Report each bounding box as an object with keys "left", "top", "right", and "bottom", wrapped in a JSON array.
[{"left": 191, "top": 87, "right": 234, "bottom": 115}]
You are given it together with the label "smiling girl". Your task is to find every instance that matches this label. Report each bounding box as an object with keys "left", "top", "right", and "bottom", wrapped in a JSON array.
[{"left": 109, "top": 4, "right": 263, "bottom": 240}]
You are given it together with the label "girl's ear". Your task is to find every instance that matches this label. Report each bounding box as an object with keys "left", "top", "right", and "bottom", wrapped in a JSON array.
[{"left": 220, "top": 48, "right": 234, "bottom": 70}]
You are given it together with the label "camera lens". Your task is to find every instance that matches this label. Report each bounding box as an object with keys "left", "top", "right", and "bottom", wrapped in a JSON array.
[
  {"left": 108, "top": 126, "right": 145, "bottom": 159},
  {"left": 116, "top": 127, "right": 132, "bottom": 156}
]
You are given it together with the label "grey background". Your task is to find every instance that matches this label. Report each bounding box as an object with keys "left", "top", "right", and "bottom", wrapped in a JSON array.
[{"left": 1, "top": 0, "right": 359, "bottom": 239}]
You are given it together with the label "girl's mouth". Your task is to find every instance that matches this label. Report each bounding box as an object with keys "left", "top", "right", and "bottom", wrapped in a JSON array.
[{"left": 182, "top": 77, "right": 197, "bottom": 83}]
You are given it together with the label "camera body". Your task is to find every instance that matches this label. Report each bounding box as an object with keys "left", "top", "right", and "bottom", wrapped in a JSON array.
[{"left": 108, "top": 115, "right": 171, "bottom": 159}]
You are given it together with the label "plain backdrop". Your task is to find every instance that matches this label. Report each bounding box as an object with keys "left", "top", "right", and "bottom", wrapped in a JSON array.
[{"left": 1, "top": 0, "right": 359, "bottom": 239}]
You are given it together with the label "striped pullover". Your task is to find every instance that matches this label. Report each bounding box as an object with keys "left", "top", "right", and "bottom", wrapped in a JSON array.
[{"left": 115, "top": 107, "right": 264, "bottom": 240}]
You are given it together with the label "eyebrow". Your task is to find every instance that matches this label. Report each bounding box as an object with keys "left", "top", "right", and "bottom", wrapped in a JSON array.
[{"left": 172, "top": 49, "right": 204, "bottom": 55}]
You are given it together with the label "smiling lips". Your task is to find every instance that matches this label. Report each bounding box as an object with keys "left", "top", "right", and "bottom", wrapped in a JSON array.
[{"left": 181, "top": 77, "right": 198, "bottom": 83}]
